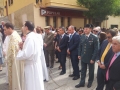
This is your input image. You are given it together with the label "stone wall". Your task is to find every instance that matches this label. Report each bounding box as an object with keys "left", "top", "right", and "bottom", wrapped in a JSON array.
[
  {"left": 0, "top": 7, "right": 4, "bottom": 17},
  {"left": 8, "top": 3, "right": 34, "bottom": 28}
]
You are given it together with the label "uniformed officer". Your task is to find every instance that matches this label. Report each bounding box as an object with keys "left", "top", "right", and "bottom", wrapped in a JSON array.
[{"left": 75, "top": 24, "right": 99, "bottom": 88}]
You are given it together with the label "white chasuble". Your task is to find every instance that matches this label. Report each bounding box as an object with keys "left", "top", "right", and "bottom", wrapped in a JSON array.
[
  {"left": 17, "top": 32, "right": 44, "bottom": 90},
  {"left": 7, "top": 31, "right": 24, "bottom": 90}
]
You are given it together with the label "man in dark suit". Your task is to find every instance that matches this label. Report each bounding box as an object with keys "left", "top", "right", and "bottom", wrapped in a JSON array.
[
  {"left": 44, "top": 26, "right": 54, "bottom": 68},
  {"left": 96, "top": 29, "right": 117, "bottom": 90},
  {"left": 0, "top": 21, "right": 5, "bottom": 42},
  {"left": 75, "top": 24, "right": 99, "bottom": 88},
  {"left": 104, "top": 36, "right": 120, "bottom": 90},
  {"left": 67, "top": 25, "right": 80, "bottom": 80},
  {"left": 56, "top": 27, "right": 69, "bottom": 75}
]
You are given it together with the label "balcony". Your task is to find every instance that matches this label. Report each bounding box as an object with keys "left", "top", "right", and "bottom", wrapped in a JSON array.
[{"left": 43, "top": 0, "right": 87, "bottom": 11}]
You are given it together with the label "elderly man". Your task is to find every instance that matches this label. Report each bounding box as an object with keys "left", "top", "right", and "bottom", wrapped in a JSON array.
[
  {"left": 93, "top": 26, "right": 101, "bottom": 37},
  {"left": 96, "top": 29, "right": 117, "bottom": 90},
  {"left": 104, "top": 36, "right": 120, "bottom": 90},
  {"left": 44, "top": 26, "right": 54, "bottom": 68}
]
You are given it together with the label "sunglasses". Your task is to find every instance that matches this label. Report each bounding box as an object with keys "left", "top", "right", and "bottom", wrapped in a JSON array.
[{"left": 93, "top": 30, "right": 98, "bottom": 32}]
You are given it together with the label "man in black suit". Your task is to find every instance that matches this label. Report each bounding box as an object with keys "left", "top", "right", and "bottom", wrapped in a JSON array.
[
  {"left": 67, "top": 25, "right": 80, "bottom": 80},
  {"left": 57, "top": 27, "right": 69, "bottom": 75},
  {"left": 0, "top": 21, "right": 5, "bottom": 42},
  {"left": 104, "top": 36, "right": 120, "bottom": 90},
  {"left": 75, "top": 24, "right": 99, "bottom": 88},
  {"left": 96, "top": 29, "right": 117, "bottom": 90}
]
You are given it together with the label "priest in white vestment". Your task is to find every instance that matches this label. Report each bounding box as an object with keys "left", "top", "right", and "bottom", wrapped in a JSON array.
[
  {"left": 17, "top": 21, "right": 44, "bottom": 90},
  {"left": 3, "top": 23, "right": 23, "bottom": 90},
  {"left": 36, "top": 29, "right": 49, "bottom": 81}
]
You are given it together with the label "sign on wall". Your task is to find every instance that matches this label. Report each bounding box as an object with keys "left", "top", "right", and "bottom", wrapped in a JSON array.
[{"left": 40, "top": 8, "right": 84, "bottom": 17}]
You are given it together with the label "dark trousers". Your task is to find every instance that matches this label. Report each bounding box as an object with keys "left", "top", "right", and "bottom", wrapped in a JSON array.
[
  {"left": 80, "top": 61, "right": 94, "bottom": 85},
  {"left": 59, "top": 54, "right": 66, "bottom": 73},
  {"left": 44, "top": 49, "right": 54, "bottom": 67},
  {"left": 58, "top": 52, "right": 62, "bottom": 66},
  {"left": 96, "top": 67, "right": 105, "bottom": 90},
  {"left": 55, "top": 50, "right": 59, "bottom": 59},
  {"left": 70, "top": 54, "right": 79, "bottom": 77},
  {"left": 106, "top": 80, "right": 115, "bottom": 90}
]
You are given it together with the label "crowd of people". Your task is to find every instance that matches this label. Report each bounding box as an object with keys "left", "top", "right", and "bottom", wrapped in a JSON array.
[{"left": 0, "top": 21, "right": 120, "bottom": 90}]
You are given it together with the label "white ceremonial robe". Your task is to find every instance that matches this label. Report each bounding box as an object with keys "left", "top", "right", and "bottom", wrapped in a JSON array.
[
  {"left": 17, "top": 32, "right": 44, "bottom": 90},
  {"left": 37, "top": 34, "right": 49, "bottom": 81},
  {"left": 6, "top": 31, "right": 23, "bottom": 90}
]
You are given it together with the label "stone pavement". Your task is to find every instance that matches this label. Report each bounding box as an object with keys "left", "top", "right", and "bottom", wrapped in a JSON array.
[
  {"left": 45, "top": 58, "right": 98, "bottom": 90},
  {"left": 0, "top": 65, "right": 8, "bottom": 90},
  {"left": 0, "top": 58, "right": 98, "bottom": 90}
]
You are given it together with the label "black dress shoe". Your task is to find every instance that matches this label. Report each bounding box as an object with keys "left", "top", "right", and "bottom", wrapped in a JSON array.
[
  {"left": 59, "top": 71, "right": 66, "bottom": 75},
  {"left": 58, "top": 66, "right": 62, "bottom": 70},
  {"left": 75, "top": 84, "right": 84, "bottom": 88},
  {"left": 69, "top": 74, "right": 75, "bottom": 77},
  {"left": 87, "top": 83, "right": 92, "bottom": 88},
  {"left": 73, "top": 76, "right": 80, "bottom": 80}
]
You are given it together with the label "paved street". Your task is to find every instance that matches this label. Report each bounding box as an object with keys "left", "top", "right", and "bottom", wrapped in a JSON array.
[
  {"left": 0, "top": 64, "right": 8, "bottom": 90},
  {"left": 0, "top": 58, "right": 98, "bottom": 90}
]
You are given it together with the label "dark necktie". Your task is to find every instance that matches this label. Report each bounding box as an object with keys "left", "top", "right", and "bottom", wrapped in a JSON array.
[
  {"left": 59, "top": 35, "right": 62, "bottom": 45},
  {"left": 70, "top": 35, "right": 72, "bottom": 40}
]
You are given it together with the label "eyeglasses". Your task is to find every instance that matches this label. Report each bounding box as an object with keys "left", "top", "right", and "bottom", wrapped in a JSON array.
[{"left": 93, "top": 30, "right": 98, "bottom": 32}]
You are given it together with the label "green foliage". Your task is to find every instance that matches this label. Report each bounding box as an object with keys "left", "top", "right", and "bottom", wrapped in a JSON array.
[{"left": 77, "top": 0, "right": 120, "bottom": 21}]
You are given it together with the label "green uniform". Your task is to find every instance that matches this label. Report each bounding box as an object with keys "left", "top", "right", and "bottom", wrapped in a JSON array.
[{"left": 78, "top": 33, "right": 99, "bottom": 85}]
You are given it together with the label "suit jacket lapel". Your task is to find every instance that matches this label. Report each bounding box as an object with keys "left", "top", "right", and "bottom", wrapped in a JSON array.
[
  {"left": 70, "top": 33, "right": 76, "bottom": 41},
  {"left": 60, "top": 34, "right": 65, "bottom": 43},
  {"left": 102, "top": 41, "right": 109, "bottom": 53},
  {"left": 88, "top": 34, "right": 92, "bottom": 40},
  {"left": 81, "top": 34, "right": 87, "bottom": 43},
  {"left": 110, "top": 55, "right": 120, "bottom": 68},
  {"left": 87, "top": 34, "right": 94, "bottom": 41}
]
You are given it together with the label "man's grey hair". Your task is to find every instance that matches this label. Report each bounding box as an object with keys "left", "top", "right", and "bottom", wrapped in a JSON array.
[
  {"left": 1, "top": 21, "right": 5, "bottom": 24},
  {"left": 94, "top": 26, "right": 101, "bottom": 31},
  {"left": 59, "top": 26, "right": 66, "bottom": 32},
  {"left": 113, "top": 27, "right": 118, "bottom": 33},
  {"left": 112, "top": 36, "right": 120, "bottom": 43},
  {"left": 69, "top": 25, "right": 75, "bottom": 30}
]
